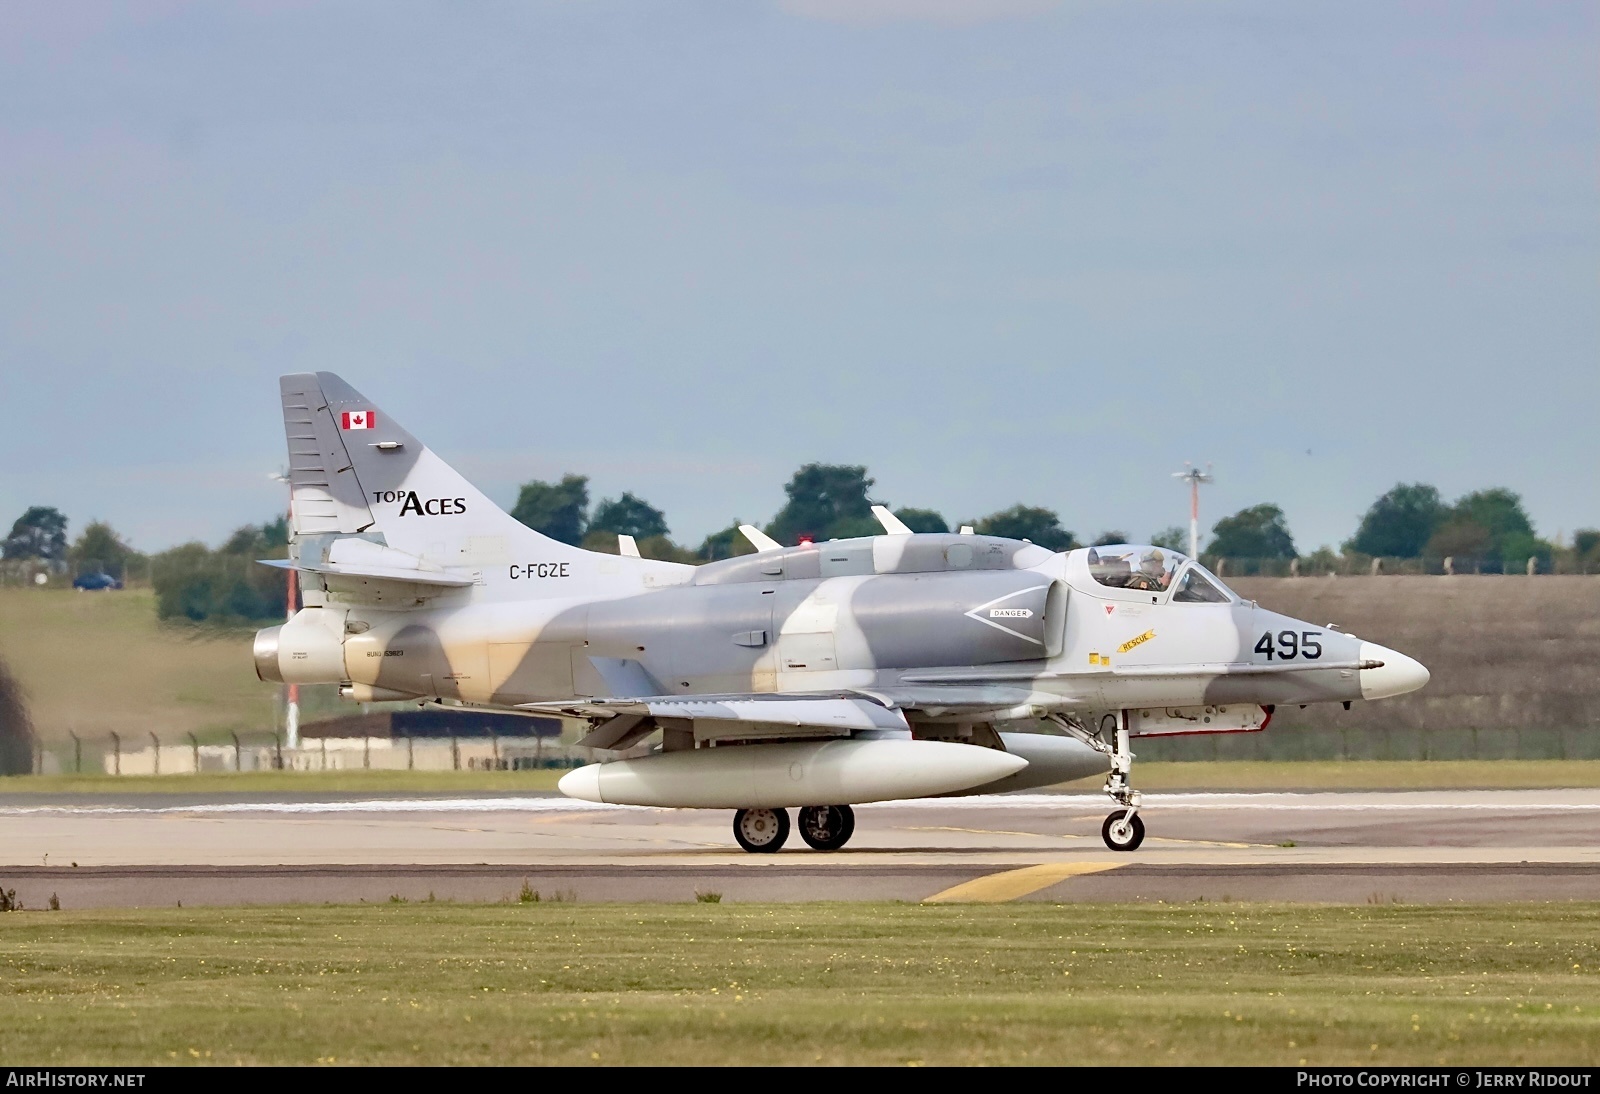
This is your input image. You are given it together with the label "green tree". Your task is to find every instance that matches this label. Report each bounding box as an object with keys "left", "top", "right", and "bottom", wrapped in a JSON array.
[
  {"left": 971, "top": 505, "right": 1078, "bottom": 551},
  {"left": 68, "top": 520, "right": 135, "bottom": 579},
  {"left": 1346, "top": 483, "right": 1446, "bottom": 558},
  {"left": 766, "top": 464, "right": 880, "bottom": 544},
  {"left": 1208, "top": 504, "right": 1297, "bottom": 560},
  {"left": 511, "top": 474, "right": 589, "bottom": 545},
  {"left": 2, "top": 506, "right": 68, "bottom": 561},
  {"left": 1092, "top": 531, "right": 1130, "bottom": 547},
  {"left": 893, "top": 507, "right": 948, "bottom": 534},
  {"left": 697, "top": 521, "right": 756, "bottom": 562},
  {"left": 0, "top": 656, "right": 33, "bottom": 776},
  {"left": 589, "top": 492, "right": 670, "bottom": 540},
  {"left": 150, "top": 520, "right": 289, "bottom": 623},
  {"left": 1424, "top": 488, "right": 1544, "bottom": 566},
  {"left": 1149, "top": 526, "right": 1188, "bottom": 552},
  {"left": 1424, "top": 518, "right": 1492, "bottom": 560},
  {"left": 1574, "top": 529, "right": 1600, "bottom": 569}
]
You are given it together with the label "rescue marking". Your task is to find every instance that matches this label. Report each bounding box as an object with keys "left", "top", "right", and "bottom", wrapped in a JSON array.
[
  {"left": 924, "top": 861, "right": 1124, "bottom": 903},
  {"left": 1118, "top": 629, "right": 1156, "bottom": 654}
]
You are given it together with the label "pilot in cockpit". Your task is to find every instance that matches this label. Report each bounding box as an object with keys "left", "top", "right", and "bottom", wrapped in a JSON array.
[
  {"left": 1089, "top": 545, "right": 1180, "bottom": 592},
  {"left": 1125, "top": 548, "right": 1172, "bottom": 592}
]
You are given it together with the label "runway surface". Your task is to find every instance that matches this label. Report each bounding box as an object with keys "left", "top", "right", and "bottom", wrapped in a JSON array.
[{"left": 2, "top": 788, "right": 1597, "bottom": 908}]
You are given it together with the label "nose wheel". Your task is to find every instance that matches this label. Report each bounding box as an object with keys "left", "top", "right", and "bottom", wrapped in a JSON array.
[
  {"left": 733, "top": 807, "right": 790, "bottom": 853},
  {"left": 1047, "top": 712, "right": 1147, "bottom": 852},
  {"left": 797, "top": 805, "right": 855, "bottom": 851},
  {"left": 1102, "top": 811, "right": 1145, "bottom": 851}
]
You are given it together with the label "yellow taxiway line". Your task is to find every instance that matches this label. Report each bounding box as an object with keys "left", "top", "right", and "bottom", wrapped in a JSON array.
[{"left": 924, "top": 861, "right": 1126, "bottom": 903}]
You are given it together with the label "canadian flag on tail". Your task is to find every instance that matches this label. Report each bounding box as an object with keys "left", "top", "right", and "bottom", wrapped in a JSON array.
[{"left": 341, "top": 410, "right": 375, "bottom": 430}]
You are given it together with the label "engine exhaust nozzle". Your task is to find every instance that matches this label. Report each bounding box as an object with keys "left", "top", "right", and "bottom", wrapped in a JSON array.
[{"left": 253, "top": 625, "right": 284, "bottom": 683}]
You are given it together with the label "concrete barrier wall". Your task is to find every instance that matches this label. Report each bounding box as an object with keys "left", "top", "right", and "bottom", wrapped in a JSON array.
[{"left": 1138, "top": 574, "right": 1600, "bottom": 760}]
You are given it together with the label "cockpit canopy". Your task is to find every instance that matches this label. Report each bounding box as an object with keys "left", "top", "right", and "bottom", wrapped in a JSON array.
[{"left": 1086, "top": 544, "right": 1234, "bottom": 604}]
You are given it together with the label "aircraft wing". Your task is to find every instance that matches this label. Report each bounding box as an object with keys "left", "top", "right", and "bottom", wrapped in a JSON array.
[
  {"left": 849, "top": 685, "right": 1079, "bottom": 714},
  {"left": 518, "top": 694, "right": 910, "bottom": 732}
]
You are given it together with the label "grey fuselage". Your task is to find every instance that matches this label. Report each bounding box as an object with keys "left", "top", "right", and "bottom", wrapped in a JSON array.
[{"left": 325, "top": 532, "right": 1375, "bottom": 725}]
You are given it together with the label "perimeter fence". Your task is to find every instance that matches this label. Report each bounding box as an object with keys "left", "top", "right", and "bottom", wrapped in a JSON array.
[
  {"left": 27, "top": 731, "right": 589, "bottom": 776},
  {"left": 1130, "top": 724, "right": 1600, "bottom": 763},
  {"left": 23, "top": 724, "right": 1600, "bottom": 775},
  {"left": 1204, "top": 555, "right": 1600, "bottom": 577}
]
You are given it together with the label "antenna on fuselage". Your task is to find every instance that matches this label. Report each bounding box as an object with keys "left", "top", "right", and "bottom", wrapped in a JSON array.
[
  {"left": 739, "top": 524, "right": 783, "bottom": 552},
  {"left": 870, "top": 505, "right": 912, "bottom": 536},
  {"left": 1172, "top": 462, "right": 1214, "bottom": 559}
]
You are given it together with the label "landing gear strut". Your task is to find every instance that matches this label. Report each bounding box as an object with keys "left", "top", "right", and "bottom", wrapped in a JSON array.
[
  {"left": 733, "top": 807, "right": 790, "bottom": 853},
  {"left": 1047, "top": 712, "right": 1145, "bottom": 852},
  {"left": 797, "top": 805, "right": 855, "bottom": 851}
]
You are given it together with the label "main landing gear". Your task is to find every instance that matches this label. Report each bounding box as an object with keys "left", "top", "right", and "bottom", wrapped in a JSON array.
[
  {"left": 733, "top": 807, "right": 789, "bottom": 853},
  {"left": 1048, "top": 712, "right": 1145, "bottom": 852},
  {"left": 797, "top": 804, "right": 855, "bottom": 851},
  {"left": 731, "top": 805, "right": 856, "bottom": 854}
]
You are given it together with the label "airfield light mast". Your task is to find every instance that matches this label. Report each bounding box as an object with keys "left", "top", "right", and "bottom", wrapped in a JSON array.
[
  {"left": 1172, "top": 462, "right": 1214, "bottom": 560},
  {"left": 269, "top": 470, "right": 299, "bottom": 753}
]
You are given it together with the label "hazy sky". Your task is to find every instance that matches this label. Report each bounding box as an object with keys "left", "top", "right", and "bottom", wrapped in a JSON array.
[{"left": 2, "top": 1, "right": 1594, "bottom": 554}]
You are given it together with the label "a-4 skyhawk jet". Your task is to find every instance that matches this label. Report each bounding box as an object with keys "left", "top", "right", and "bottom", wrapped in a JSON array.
[{"left": 255, "top": 374, "right": 1430, "bottom": 852}]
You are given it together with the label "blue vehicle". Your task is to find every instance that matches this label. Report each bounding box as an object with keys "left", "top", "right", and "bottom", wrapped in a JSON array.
[{"left": 72, "top": 572, "right": 122, "bottom": 591}]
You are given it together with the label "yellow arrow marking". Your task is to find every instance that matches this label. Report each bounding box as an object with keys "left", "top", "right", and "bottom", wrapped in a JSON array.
[{"left": 924, "top": 861, "right": 1125, "bottom": 904}]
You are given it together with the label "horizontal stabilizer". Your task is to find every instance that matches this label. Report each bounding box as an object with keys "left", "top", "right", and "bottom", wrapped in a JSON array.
[{"left": 260, "top": 537, "right": 476, "bottom": 587}]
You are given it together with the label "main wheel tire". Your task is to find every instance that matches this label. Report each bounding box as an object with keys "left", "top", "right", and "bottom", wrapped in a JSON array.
[
  {"left": 1101, "top": 811, "right": 1145, "bottom": 852},
  {"left": 797, "top": 805, "right": 855, "bottom": 851},
  {"left": 733, "top": 807, "right": 790, "bottom": 853}
]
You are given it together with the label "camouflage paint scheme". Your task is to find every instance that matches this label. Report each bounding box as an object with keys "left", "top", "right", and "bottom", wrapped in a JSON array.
[{"left": 255, "top": 373, "right": 1428, "bottom": 819}]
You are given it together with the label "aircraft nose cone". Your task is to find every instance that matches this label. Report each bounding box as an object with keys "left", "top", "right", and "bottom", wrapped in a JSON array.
[
  {"left": 1357, "top": 641, "right": 1430, "bottom": 700},
  {"left": 558, "top": 763, "right": 604, "bottom": 803}
]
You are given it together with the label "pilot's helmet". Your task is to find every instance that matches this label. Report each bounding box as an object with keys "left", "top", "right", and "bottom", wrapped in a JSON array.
[{"left": 1149, "top": 548, "right": 1165, "bottom": 564}]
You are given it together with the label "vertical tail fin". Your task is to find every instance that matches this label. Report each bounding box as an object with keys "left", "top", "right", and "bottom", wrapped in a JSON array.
[{"left": 279, "top": 373, "right": 682, "bottom": 598}]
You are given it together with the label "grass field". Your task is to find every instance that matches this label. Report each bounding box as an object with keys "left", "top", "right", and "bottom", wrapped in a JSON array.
[
  {"left": 4, "top": 759, "right": 1600, "bottom": 796},
  {"left": 0, "top": 902, "right": 1595, "bottom": 1065},
  {"left": 0, "top": 587, "right": 284, "bottom": 742}
]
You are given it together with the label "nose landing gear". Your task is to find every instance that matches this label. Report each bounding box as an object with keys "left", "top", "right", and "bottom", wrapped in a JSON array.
[
  {"left": 1047, "top": 712, "right": 1145, "bottom": 852},
  {"left": 1101, "top": 722, "right": 1144, "bottom": 851},
  {"left": 1101, "top": 810, "right": 1144, "bottom": 851}
]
